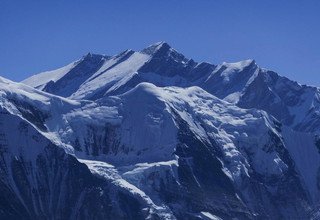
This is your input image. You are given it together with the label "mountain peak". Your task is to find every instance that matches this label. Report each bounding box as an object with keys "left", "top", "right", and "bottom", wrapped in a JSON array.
[
  {"left": 82, "top": 52, "right": 109, "bottom": 61},
  {"left": 222, "top": 59, "right": 256, "bottom": 70},
  {"left": 141, "top": 41, "right": 171, "bottom": 55}
]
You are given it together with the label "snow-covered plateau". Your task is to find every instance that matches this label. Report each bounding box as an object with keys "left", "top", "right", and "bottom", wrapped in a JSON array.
[{"left": 0, "top": 42, "right": 319, "bottom": 219}]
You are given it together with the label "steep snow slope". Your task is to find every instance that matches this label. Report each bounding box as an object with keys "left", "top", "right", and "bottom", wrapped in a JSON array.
[
  {"left": 22, "top": 61, "right": 78, "bottom": 90},
  {"left": 23, "top": 53, "right": 110, "bottom": 97},
  {"left": 71, "top": 50, "right": 151, "bottom": 99},
  {"left": 3, "top": 76, "right": 318, "bottom": 218}
]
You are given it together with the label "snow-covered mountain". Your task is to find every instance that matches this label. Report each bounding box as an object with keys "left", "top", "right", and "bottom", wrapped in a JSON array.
[
  {"left": 1, "top": 42, "right": 319, "bottom": 219},
  {"left": 24, "top": 42, "right": 320, "bottom": 134}
]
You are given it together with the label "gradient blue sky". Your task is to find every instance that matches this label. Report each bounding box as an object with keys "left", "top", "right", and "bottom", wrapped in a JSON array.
[{"left": 1, "top": 1, "right": 320, "bottom": 86}]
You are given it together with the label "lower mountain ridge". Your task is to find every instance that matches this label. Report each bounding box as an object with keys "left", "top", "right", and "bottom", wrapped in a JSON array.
[{"left": 1, "top": 74, "right": 320, "bottom": 219}]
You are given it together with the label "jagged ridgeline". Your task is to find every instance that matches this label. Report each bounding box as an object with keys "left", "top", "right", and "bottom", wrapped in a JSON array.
[{"left": 0, "top": 42, "right": 319, "bottom": 219}]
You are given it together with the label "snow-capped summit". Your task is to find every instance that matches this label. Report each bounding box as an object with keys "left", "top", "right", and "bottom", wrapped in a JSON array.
[
  {"left": 140, "top": 41, "right": 170, "bottom": 55},
  {"left": 22, "top": 42, "right": 212, "bottom": 99},
  {"left": 202, "top": 59, "right": 259, "bottom": 103}
]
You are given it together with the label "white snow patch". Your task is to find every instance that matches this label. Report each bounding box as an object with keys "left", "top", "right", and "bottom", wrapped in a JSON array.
[{"left": 22, "top": 61, "right": 78, "bottom": 89}]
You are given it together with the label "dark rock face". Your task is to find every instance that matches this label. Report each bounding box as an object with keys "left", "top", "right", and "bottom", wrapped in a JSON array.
[
  {"left": 237, "top": 131, "right": 311, "bottom": 219},
  {"left": 7, "top": 98, "right": 49, "bottom": 132},
  {"left": 77, "top": 124, "right": 122, "bottom": 156},
  {"left": 238, "top": 71, "right": 297, "bottom": 126},
  {"left": 0, "top": 146, "right": 147, "bottom": 220},
  {"left": 173, "top": 115, "right": 251, "bottom": 219},
  {"left": 5, "top": 145, "right": 105, "bottom": 219},
  {"left": 237, "top": 70, "right": 320, "bottom": 132}
]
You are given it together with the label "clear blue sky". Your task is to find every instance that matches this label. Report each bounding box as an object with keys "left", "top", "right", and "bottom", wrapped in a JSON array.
[{"left": 1, "top": 0, "right": 320, "bottom": 86}]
